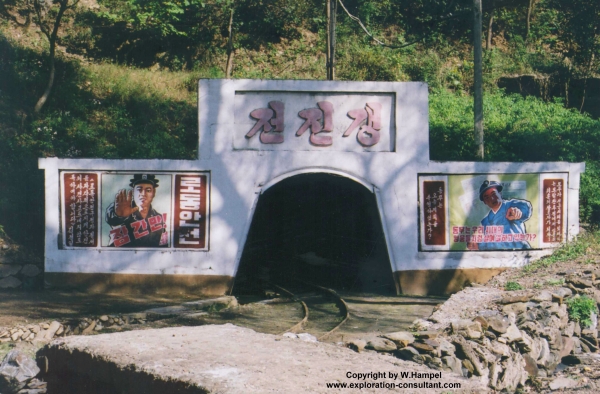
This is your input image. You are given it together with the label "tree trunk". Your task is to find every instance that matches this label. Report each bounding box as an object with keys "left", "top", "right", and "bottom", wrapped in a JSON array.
[
  {"left": 225, "top": 6, "right": 234, "bottom": 79},
  {"left": 33, "top": 0, "right": 70, "bottom": 114},
  {"left": 326, "top": 0, "right": 337, "bottom": 80},
  {"left": 526, "top": 0, "right": 535, "bottom": 38},
  {"left": 34, "top": 46, "right": 55, "bottom": 113},
  {"left": 474, "top": 0, "right": 484, "bottom": 160},
  {"left": 486, "top": 7, "right": 494, "bottom": 50}
]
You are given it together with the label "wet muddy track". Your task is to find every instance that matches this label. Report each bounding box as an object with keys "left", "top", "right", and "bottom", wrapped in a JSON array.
[
  {"left": 189, "top": 281, "right": 445, "bottom": 344},
  {"left": 272, "top": 281, "right": 349, "bottom": 340}
]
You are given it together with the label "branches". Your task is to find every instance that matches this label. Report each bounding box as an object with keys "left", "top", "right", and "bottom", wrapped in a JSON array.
[
  {"left": 31, "top": 0, "right": 80, "bottom": 114},
  {"left": 336, "top": 0, "right": 422, "bottom": 49}
]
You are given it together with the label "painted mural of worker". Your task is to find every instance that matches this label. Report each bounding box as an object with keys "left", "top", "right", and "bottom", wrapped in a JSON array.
[
  {"left": 467, "top": 180, "right": 532, "bottom": 250},
  {"left": 105, "top": 174, "right": 168, "bottom": 247}
]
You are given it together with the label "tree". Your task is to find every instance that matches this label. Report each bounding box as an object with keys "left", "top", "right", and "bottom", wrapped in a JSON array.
[{"left": 32, "top": 0, "right": 80, "bottom": 114}]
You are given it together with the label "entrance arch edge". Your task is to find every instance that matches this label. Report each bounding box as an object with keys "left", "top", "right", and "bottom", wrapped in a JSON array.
[{"left": 260, "top": 168, "right": 374, "bottom": 193}]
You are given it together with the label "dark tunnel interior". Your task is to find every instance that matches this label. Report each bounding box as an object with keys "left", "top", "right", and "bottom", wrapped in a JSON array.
[{"left": 232, "top": 173, "right": 397, "bottom": 295}]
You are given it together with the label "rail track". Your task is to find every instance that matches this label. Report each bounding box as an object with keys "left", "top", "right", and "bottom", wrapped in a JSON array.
[
  {"left": 270, "top": 281, "right": 350, "bottom": 341},
  {"left": 223, "top": 271, "right": 443, "bottom": 342}
]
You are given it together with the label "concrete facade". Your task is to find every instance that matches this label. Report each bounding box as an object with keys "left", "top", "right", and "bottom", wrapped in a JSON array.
[{"left": 39, "top": 79, "right": 585, "bottom": 295}]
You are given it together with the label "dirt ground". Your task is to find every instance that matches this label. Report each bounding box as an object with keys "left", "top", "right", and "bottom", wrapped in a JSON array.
[{"left": 0, "top": 289, "right": 195, "bottom": 327}]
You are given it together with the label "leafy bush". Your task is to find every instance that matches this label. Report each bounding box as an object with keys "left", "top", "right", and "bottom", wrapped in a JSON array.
[
  {"left": 567, "top": 295, "right": 598, "bottom": 328},
  {"left": 504, "top": 281, "right": 524, "bottom": 291}
]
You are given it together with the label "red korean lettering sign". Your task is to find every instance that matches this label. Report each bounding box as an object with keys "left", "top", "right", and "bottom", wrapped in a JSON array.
[
  {"left": 422, "top": 181, "right": 446, "bottom": 246},
  {"left": 174, "top": 174, "right": 208, "bottom": 249},
  {"left": 63, "top": 172, "right": 98, "bottom": 247},
  {"left": 543, "top": 179, "right": 563, "bottom": 243}
]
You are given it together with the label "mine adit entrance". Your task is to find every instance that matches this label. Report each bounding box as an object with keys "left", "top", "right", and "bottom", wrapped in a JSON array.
[{"left": 233, "top": 173, "right": 397, "bottom": 295}]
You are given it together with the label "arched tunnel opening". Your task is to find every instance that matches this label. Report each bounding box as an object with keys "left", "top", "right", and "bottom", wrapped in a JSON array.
[{"left": 233, "top": 173, "right": 397, "bottom": 296}]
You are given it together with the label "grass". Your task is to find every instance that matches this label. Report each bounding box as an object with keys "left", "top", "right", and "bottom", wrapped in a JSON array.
[
  {"left": 87, "top": 63, "right": 198, "bottom": 104},
  {"left": 567, "top": 295, "right": 598, "bottom": 328},
  {"left": 545, "top": 278, "right": 565, "bottom": 286},
  {"left": 523, "top": 230, "right": 600, "bottom": 273},
  {"left": 505, "top": 281, "right": 524, "bottom": 291}
]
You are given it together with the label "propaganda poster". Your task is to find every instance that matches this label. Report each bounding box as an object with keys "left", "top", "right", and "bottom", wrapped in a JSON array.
[
  {"left": 61, "top": 171, "right": 210, "bottom": 250},
  {"left": 419, "top": 173, "right": 567, "bottom": 251}
]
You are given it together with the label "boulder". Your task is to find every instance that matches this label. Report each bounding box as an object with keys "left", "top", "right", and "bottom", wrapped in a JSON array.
[
  {"left": 365, "top": 338, "right": 396, "bottom": 352},
  {"left": 543, "top": 327, "right": 563, "bottom": 349},
  {"left": 532, "top": 291, "right": 553, "bottom": 302},
  {"left": 44, "top": 322, "right": 61, "bottom": 341},
  {"left": 488, "top": 316, "right": 510, "bottom": 334},
  {"left": 501, "top": 324, "right": 523, "bottom": 343},
  {"left": 522, "top": 353, "right": 539, "bottom": 377},
  {"left": 182, "top": 296, "right": 238, "bottom": 311},
  {"left": 473, "top": 316, "right": 489, "bottom": 331},
  {"left": 554, "top": 287, "right": 573, "bottom": 298},
  {"left": 441, "top": 355, "right": 463, "bottom": 375},
  {"left": 549, "top": 377, "right": 578, "bottom": 390},
  {"left": 411, "top": 341, "right": 436, "bottom": 355},
  {"left": 548, "top": 302, "right": 568, "bottom": 319},
  {"left": 517, "top": 332, "right": 536, "bottom": 355},
  {"left": 560, "top": 336, "right": 575, "bottom": 358},
  {"left": 413, "top": 331, "right": 439, "bottom": 339},
  {"left": 346, "top": 339, "right": 366, "bottom": 353},
  {"left": 81, "top": 320, "right": 96, "bottom": 335},
  {"left": 562, "top": 353, "right": 600, "bottom": 365},
  {"left": 424, "top": 355, "right": 444, "bottom": 371},
  {"left": 452, "top": 320, "right": 482, "bottom": 339},
  {"left": 438, "top": 338, "right": 456, "bottom": 357},
  {"left": 462, "top": 359, "right": 474, "bottom": 376},
  {"left": 395, "top": 347, "right": 424, "bottom": 364},
  {"left": 566, "top": 277, "right": 594, "bottom": 289},
  {"left": 297, "top": 333, "right": 317, "bottom": 342},
  {"left": 0, "top": 264, "right": 20, "bottom": 278},
  {"left": 489, "top": 340, "right": 511, "bottom": 357},
  {"left": 502, "top": 302, "right": 528, "bottom": 315},
  {"left": 20, "top": 265, "right": 41, "bottom": 277},
  {"left": 453, "top": 338, "right": 485, "bottom": 376},
  {"left": 536, "top": 337, "right": 550, "bottom": 365},
  {"left": 562, "top": 321, "right": 575, "bottom": 337},
  {"left": 381, "top": 331, "right": 414, "bottom": 348},
  {"left": 495, "top": 352, "right": 527, "bottom": 391},
  {"left": 499, "top": 292, "right": 535, "bottom": 304},
  {"left": 0, "top": 276, "right": 21, "bottom": 289},
  {"left": 471, "top": 341, "right": 496, "bottom": 365},
  {"left": 0, "top": 350, "right": 40, "bottom": 393},
  {"left": 580, "top": 336, "right": 598, "bottom": 352}
]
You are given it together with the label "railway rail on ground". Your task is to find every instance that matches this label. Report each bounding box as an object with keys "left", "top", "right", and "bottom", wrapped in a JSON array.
[{"left": 271, "top": 281, "right": 350, "bottom": 340}]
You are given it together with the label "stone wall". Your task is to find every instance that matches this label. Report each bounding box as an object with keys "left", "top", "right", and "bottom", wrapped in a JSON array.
[{"left": 0, "top": 238, "right": 44, "bottom": 291}]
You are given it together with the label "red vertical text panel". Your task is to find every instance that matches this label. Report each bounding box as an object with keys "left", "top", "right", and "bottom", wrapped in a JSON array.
[
  {"left": 174, "top": 174, "right": 208, "bottom": 249},
  {"left": 63, "top": 172, "right": 98, "bottom": 247},
  {"left": 543, "top": 179, "right": 564, "bottom": 243},
  {"left": 423, "top": 181, "right": 446, "bottom": 246}
]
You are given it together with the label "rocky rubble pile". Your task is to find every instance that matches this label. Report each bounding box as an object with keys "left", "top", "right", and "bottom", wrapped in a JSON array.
[
  {"left": 0, "top": 350, "right": 45, "bottom": 394},
  {"left": 0, "top": 313, "right": 149, "bottom": 344},
  {"left": 0, "top": 296, "right": 239, "bottom": 345},
  {"left": 348, "top": 272, "right": 600, "bottom": 392}
]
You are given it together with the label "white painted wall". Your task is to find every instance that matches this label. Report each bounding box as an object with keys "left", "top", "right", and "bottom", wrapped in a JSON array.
[{"left": 39, "top": 79, "right": 585, "bottom": 278}]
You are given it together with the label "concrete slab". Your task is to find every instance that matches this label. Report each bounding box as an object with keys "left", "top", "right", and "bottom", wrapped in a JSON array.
[{"left": 40, "top": 324, "right": 486, "bottom": 393}]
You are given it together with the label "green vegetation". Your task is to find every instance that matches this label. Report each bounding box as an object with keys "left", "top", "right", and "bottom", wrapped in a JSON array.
[
  {"left": 567, "top": 295, "right": 598, "bottom": 328},
  {"left": 523, "top": 230, "right": 600, "bottom": 272},
  {"left": 504, "top": 281, "right": 524, "bottom": 291},
  {"left": 0, "top": 0, "right": 599, "bottom": 250},
  {"left": 545, "top": 278, "right": 565, "bottom": 286}
]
